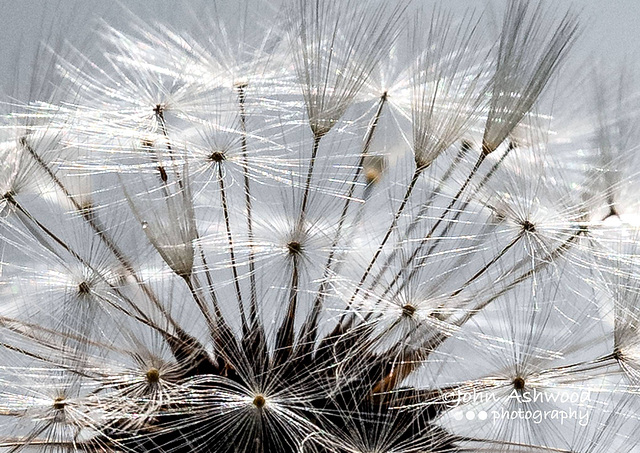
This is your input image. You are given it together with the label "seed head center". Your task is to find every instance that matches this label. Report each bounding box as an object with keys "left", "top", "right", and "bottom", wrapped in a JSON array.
[
  {"left": 512, "top": 376, "right": 525, "bottom": 390},
  {"left": 287, "top": 241, "right": 302, "bottom": 255},
  {"left": 210, "top": 151, "right": 225, "bottom": 163},
  {"left": 253, "top": 394, "right": 266, "bottom": 408},
  {"left": 53, "top": 397, "right": 66, "bottom": 410},
  {"left": 146, "top": 368, "right": 160, "bottom": 383},
  {"left": 521, "top": 220, "right": 536, "bottom": 233},
  {"left": 402, "top": 304, "right": 416, "bottom": 317},
  {"left": 78, "top": 281, "right": 91, "bottom": 295}
]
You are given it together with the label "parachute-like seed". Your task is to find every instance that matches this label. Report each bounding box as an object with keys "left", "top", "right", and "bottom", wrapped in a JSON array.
[
  {"left": 286, "top": 0, "right": 406, "bottom": 138},
  {"left": 482, "top": 0, "right": 579, "bottom": 154}
]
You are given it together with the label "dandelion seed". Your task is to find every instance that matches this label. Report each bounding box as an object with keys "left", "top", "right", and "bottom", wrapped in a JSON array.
[
  {"left": 482, "top": 0, "right": 579, "bottom": 155},
  {"left": 286, "top": 0, "right": 406, "bottom": 138}
]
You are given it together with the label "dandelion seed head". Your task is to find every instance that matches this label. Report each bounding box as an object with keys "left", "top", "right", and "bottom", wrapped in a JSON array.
[{"left": 1, "top": 1, "right": 640, "bottom": 452}]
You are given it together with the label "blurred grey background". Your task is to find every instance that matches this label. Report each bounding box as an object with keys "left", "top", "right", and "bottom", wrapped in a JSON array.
[{"left": 0, "top": 0, "right": 638, "bottom": 99}]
